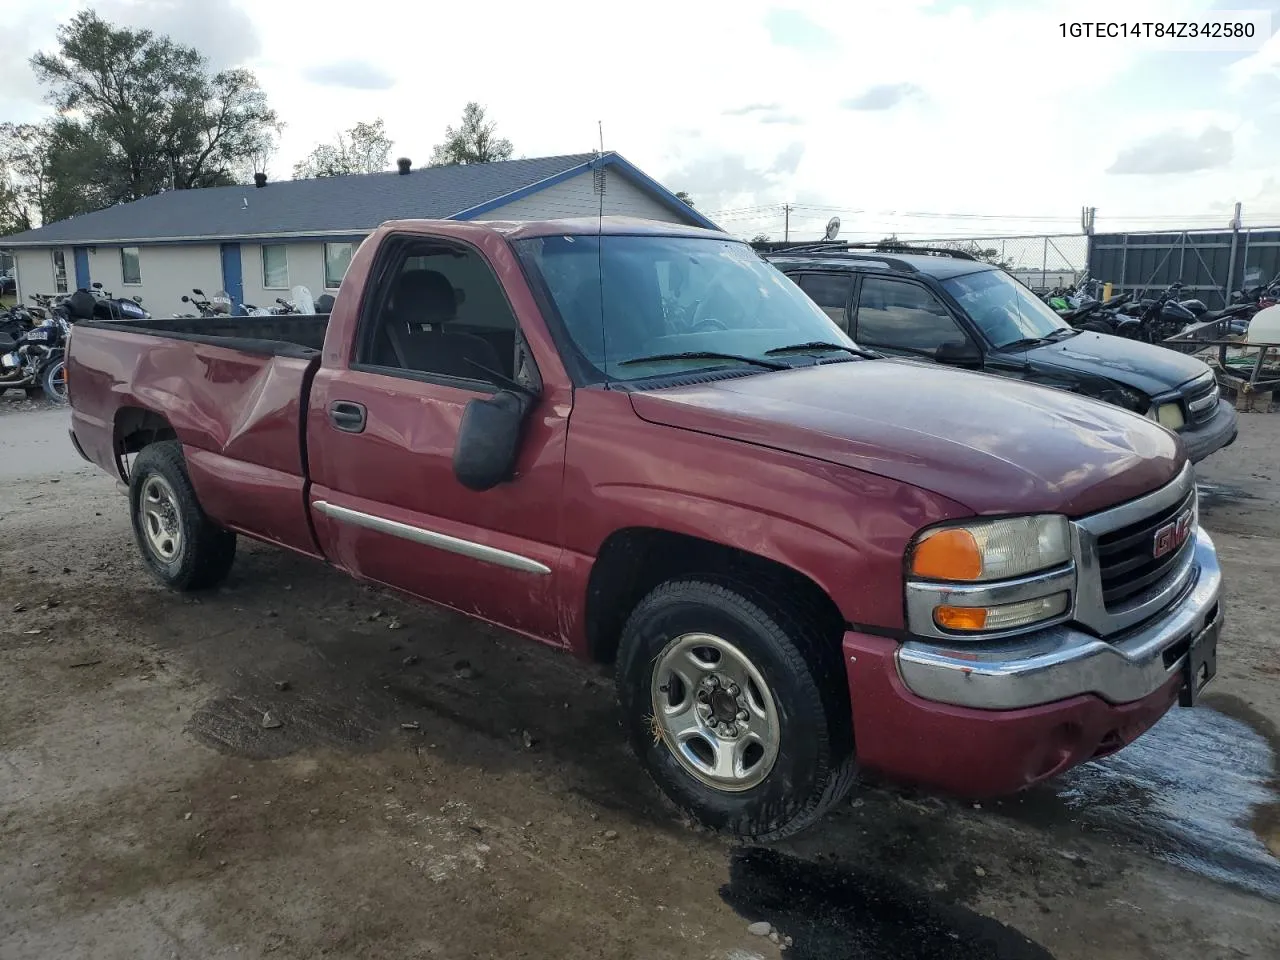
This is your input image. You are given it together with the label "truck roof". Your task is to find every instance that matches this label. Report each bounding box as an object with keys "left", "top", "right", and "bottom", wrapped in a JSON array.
[{"left": 380, "top": 216, "right": 732, "bottom": 243}]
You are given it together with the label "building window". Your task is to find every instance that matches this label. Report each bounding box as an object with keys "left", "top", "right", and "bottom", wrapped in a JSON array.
[
  {"left": 262, "top": 245, "right": 289, "bottom": 289},
  {"left": 324, "top": 242, "right": 354, "bottom": 289},
  {"left": 52, "top": 249, "right": 68, "bottom": 294},
  {"left": 120, "top": 246, "right": 142, "bottom": 285}
]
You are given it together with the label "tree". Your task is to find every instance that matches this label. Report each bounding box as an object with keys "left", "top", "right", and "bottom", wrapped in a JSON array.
[
  {"left": 293, "top": 118, "right": 393, "bottom": 179},
  {"left": 0, "top": 123, "right": 51, "bottom": 233},
  {"left": 429, "top": 102, "right": 513, "bottom": 166},
  {"left": 751, "top": 233, "right": 772, "bottom": 243},
  {"left": 26, "top": 10, "right": 279, "bottom": 221},
  {"left": 675, "top": 191, "right": 695, "bottom": 207}
]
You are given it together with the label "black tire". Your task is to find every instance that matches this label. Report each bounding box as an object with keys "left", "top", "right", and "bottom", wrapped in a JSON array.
[
  {"left": 128, "top": 440, "right": 236, "bottom": 590},
  {"left": 616, "top": 579, "right": 856, "bottom": 840},
  {"left": 40, "top": 358, "right": 68, "bottom": 403}
]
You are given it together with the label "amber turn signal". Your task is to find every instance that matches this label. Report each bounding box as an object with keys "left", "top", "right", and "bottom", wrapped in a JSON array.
[
  {"left": 911, "top": 528, "right": 982, "bottom": 581},
  {"left": 933, "top": 605, "right": 989, "bottom": 631}
]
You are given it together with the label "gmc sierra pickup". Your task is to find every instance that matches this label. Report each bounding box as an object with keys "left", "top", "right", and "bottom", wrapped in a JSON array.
[{"left": 66, "top": 217, "right": 1222, "bottom": 839}]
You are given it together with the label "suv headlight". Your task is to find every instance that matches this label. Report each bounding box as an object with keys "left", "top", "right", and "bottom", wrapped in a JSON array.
[
  {"left": 1148, "top": 402, "right": 1185, "bottom": 430},
  {"left": 906, "top": 516, "right": 1073, "bottom": 637}
]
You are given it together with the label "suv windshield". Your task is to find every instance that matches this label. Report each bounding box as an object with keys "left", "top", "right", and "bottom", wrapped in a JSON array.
[
  {"left": 942, "top": 269, "right": 1071, "bottom": 348},
  {"left": 514, "top": 234, "right": 854, "bottom": 381}
]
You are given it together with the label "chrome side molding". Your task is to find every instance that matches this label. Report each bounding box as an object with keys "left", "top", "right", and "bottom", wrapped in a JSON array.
[{"left": 312, "top": 500, "right": 551, "bottom": 576}]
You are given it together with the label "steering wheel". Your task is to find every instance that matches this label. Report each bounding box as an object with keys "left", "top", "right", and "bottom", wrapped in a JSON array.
[{"left": 688, "top": 317, "right": 728, "bottom": 332}]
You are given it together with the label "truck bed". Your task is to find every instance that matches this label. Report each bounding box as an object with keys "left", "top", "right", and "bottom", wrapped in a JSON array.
[
  {"left": 80, "top": 314, "right": 330, "bottom": 357},
  {"left": 67, "top": 316, "right": 325, "bottom": 559}
]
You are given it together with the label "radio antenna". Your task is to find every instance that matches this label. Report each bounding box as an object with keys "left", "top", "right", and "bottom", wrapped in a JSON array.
[{"left": 595, "top": 121, "right": 609, "bottom": 384}]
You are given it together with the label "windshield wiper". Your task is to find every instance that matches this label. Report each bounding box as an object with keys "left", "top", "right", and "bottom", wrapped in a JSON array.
[
  {"left": 997, "top": 336, "right": 1052, "bottom": 350},
  {"left": 764, "top": 341, "right": 879, "bottom": 359},
  {"left": 617, "top": 351, "right": 789, "bottom": 371},
  {"left": 1046, "top": 327, "right": 1079, "bottom": 341}
]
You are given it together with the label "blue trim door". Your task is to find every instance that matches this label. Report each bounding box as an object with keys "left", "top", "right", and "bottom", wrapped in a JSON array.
[
  {"left": 72, "top": 247, "right": 90, "bottom": 290},
  {"left": 220, "top": 243, "right": 243, "bottom": 310}
]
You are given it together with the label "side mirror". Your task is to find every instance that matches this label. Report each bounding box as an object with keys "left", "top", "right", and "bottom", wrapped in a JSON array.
[
  {"left": 193, "top": 288, "right": 205, "bottom": 296},
  {"left": 92, "top": 282, "right": 103, "bottom": 289},
  {"left": 934, "top": 339, "right": 983, "bottom": 367},
  {"left": 453, "top": 389, "right": 533, "bottom": 492}
]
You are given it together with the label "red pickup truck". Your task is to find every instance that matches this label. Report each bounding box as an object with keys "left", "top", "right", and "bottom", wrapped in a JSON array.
[{"left": 67, "top": 217, "right": 1222, "bottom": 839}]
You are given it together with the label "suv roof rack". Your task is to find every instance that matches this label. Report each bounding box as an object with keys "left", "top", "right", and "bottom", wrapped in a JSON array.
[{"left": 769, "top": 241, "right": 978, "bottom": 261}]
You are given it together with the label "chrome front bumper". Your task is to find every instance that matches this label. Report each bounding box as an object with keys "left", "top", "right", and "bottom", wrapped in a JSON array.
[{"left": 897, "top": 528, "right": 1221, "bottom": 710}]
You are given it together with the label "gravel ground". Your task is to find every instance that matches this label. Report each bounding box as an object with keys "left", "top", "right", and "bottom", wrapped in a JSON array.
[{"left": 1, "top": 397, "right": 1278, "bottom": 959}]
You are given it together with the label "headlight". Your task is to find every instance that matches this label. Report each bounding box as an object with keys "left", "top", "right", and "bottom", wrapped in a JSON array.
[
  {"left": 909, "top": 515, "right": 1071, "bottom": 582},
  {"left": 1148, "top": 402, "right": 1185, "bottom": 430},
  {"left": 906, "top": 515, "right": 1074, "bottom": 637},
  {"left": 934, "top": 592, "right": 1070, "bottom": 632}
]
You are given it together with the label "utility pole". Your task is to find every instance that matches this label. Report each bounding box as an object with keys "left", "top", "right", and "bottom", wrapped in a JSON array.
[{"left": 784, "top": 204, "right": 792, "bottom": 242}]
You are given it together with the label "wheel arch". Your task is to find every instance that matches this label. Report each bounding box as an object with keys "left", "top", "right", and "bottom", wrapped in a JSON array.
[
  {"left": 583, "top": 526, "right": 846, "bottom": 665},
  {"left": 113, "top": 406, "right": 178, "bottom": 480}
]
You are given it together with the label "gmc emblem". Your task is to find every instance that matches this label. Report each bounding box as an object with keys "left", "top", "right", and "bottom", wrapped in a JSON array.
[{"left": 1153, "top": 508, "right": 1194, "bottom": 559}]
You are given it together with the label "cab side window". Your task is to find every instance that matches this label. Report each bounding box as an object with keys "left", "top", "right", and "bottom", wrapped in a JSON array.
[
  {"left": 794, "top": 272, "right": 854, "bottom": 331},
  {"left": 854, "top": 277, "right": 966, "bottom": 353},
  {"left": 357, "top": 241, "right": 534, "bottom": 388}
]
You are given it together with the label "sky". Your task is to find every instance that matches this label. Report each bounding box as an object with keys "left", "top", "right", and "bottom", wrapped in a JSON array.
[{"left": 5, "top": 0, "right": 1280, "bottom": 246}]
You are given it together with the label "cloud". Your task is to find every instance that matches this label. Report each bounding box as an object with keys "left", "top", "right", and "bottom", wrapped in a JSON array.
[
  {"left": 1107, "top": 127, "right": 1233, "bottom": 175},
  {"left": 665, "top": 142, "right": 805, "bottom": 215},
  {"left": 763, "top": 8, "right": 838, "bottom": 52},
  {"left": 98, "top": 0, "right": 260, "bottom": 71},
  {"left": 841, "top": 83, "right": 924, "bottom": 111},
  {"left": 302, "top": 60, "right": 396, "bottom": 90},
  {"left": 723, "top": 102, "right": 802, "bottom": 125}
]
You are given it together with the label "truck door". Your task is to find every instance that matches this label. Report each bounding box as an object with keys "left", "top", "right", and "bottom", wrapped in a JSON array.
[{"left": 305, "top": 234, "right": 568, "bottom": 641}]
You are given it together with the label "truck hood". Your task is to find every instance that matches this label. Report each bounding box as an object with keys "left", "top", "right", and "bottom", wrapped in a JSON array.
[
  {"left": 628, "top": 360, "right": 1182, "bottom": 517},
  {"left": 1024, "top": 331, "right": 1208, "bottom": 397}
]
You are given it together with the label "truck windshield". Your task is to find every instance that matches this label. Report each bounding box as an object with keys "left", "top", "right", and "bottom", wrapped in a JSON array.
[
  {"left": 513, "top": 234, "right": 855, "bottom": 381},
  {"left": 942, "top": 269, "right": 1072, "bottom": 349}
]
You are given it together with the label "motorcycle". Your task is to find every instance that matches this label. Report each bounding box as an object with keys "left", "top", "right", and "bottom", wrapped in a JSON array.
[
  {"left": 178, "top": 288, "right": 232, "bottom": 318},
  {"left": 81, "top": 282, "right": 148, "bottom": 321},
  {"left": 0, "top": 313, "right": 70, "bottom": 401}
]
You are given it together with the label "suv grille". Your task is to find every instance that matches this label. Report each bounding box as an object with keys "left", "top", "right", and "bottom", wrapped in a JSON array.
[
  {"left": 1095, "top": 488, "right": 1196, "bottom": 609},
  {"left": 1184, "top": 378, "right": 1219, "bottom": 425}
]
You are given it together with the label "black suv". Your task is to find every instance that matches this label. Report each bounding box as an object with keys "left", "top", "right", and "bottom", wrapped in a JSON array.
[{"left": 767, "top": 244, "right": 1237, "bottom": 463}]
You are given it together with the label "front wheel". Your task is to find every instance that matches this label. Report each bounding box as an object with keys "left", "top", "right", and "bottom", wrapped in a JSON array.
[
  {"left": 129, "top": 441, "right": 236, "bottom": 590},
  {"left": 40, "top": 359, "right": 68, "bottom": 403},
  {"left": 616, "top": 579, "right": 856, "bottom": 840}
]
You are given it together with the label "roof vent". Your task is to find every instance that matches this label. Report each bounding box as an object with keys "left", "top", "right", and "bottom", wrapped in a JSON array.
[
  {"left": 253, "top": 172, "right": 267, "bottom": 188},
  {"left": 396, "top": 157, "right": 412, "bottom": 175}
]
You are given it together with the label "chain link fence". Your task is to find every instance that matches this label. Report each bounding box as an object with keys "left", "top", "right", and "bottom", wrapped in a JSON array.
[
  {"left": 913, "top": 235, "right": 1089, "bottom": 294},
  {"left": 755, "top": 235, "right": 1090, "bottom": 295}
]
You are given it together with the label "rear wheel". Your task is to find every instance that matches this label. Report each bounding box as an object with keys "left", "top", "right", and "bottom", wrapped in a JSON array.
[
  {"left": 616, "top": 579, "right": 856, "bottom": 840},
  {"left": 129, "top": 441, "right": 236, "bottom": 590}
]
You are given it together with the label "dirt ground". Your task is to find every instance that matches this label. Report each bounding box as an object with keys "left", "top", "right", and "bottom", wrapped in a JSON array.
[{"left": 1, "top": 394, "right": 1278, "bottom": 960}]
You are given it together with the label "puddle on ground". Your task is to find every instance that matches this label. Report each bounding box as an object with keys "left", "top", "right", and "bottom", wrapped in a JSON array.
[
  {"left": 1196, "top": 480, "right": 1261, "bottom": 513},
  {"left": 1005, "top": 701, "right": 1280, "bottom": 901},
  {"left": 720, "top": 847, "right": 1053, "bottom": 960}
]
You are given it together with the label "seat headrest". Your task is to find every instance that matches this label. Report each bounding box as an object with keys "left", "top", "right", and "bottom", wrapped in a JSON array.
[{"left": 392, "top": 269, "right": 456, "bottom": 324}]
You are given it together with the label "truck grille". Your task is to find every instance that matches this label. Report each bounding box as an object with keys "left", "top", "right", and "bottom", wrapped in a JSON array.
[
  {"left": 1184, "top": 378, "right": 1219, "bottom": 425},
  {"left": 1095, "top": 488, "right": 1196, "bottom": 609}
]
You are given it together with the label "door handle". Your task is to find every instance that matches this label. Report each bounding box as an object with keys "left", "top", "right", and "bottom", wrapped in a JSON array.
[{"left": 328, "top": 400, "right": 367, "bottom": 434}]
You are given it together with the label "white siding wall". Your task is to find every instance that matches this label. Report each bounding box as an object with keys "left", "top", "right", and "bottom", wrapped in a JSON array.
[
  {"left": 477, "top": 170, "right": 695, "bottom": 223},
  {"left": 15, "top": 244, "right": 219, "bottom": 317},
  {"left": 13, "top": 248, "right": 69, "bottom": 301},
  {"left": 241, "top": 241, "right": 330, "bottom": 309},
  {"left": 90, "top": 244, "right": 222, "bottom": 318}
]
